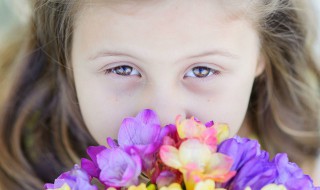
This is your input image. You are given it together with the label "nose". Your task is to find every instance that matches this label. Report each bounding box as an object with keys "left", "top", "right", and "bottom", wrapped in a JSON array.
[
  {"left": 148, "top": 101, "right": 186, "bottom": 126},
  {"left": 136, "top": 85, "right": 189, "bottom": 126}
]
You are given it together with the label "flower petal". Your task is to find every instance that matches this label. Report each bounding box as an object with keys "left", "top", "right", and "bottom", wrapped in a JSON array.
[
  {"left": 214, "top": 123, "right": 229, "bottom": 143},
  {"left": 118, "top": 119, "right": 162, "bottom": 155},
  {"left": 218, "top": 136, "right": 261, "bottom": 171},
  {"left": 97, "top": 148, "right": 141, "bottom": 187},
  {"left": 204, "top": 153, "right": 235, "bottom": 182},
  {"left": 81, "top": 158, "right": 100, "bottom": 178},
  {"left": 44, "top": 165, "right": 97, "bottom": 190},
  {"left": 160, "top": 145, "right": 182, "bottom": 169},
  {"left": 128, "top": 183, "right": 148, "bottom": 190},
  {"left": 261, "top": 184, "right": 287, "bottom": 190},
  {"left": 159, "top": 183, "right": 183, "bottom": 190},
  {"left": 176, "top": 116, "right": 206, "bottom": 139},
  {"left": 107, "top": 137, "right": 119, "bottom": 148},
  {"left": 194, "top": 179, "right": 215, "bottom": 190},
  {"left": 178, "top": 139, "right": 211, "bottom": 168},
  {"left": 156, "top": 171, "right": 177, "bottom": 188},
  {"left": 228, "top": 153, "right": 277, "bottom": 190},
  {"left": 273, "top": 153, "right": 318, "bottom": 190},
  {"left": 136, "top": 109, "right": 161, "bottom": 125},
  {"left": 87, "top": 146, "right": 107, "bottom": 166}
]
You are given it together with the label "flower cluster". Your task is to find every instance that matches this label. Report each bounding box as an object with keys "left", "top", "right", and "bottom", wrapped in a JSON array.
[{"left": 44, "top": 109, "right": 319, "bottom": 190}]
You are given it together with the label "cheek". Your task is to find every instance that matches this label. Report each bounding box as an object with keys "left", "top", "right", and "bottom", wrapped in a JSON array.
[
  {"left": 216, "top": 72, "right": 256, "bottom": 136},
  {"left": 72, "top": 68, "right": 133, "bottom": 144},
  {"left": 189, "top": 71, "right": 256, "bottom": 137}
]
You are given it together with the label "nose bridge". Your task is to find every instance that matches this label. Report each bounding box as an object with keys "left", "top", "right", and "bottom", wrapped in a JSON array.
[{"left": 142, "top": 82, "right": 187, "bottom": 126}]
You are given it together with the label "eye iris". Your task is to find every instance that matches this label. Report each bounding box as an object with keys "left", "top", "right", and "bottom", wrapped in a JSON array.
[
  {"left": 115, "top": 66, "right": 132, "bottom": 75},
  {"left": 193, "top": 67, "right": 210, "bottom": 78}
]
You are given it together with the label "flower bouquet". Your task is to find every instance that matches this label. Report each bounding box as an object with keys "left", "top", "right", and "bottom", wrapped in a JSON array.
[{"left": 44, "top": 109, "right": 319, "bottom": 190}]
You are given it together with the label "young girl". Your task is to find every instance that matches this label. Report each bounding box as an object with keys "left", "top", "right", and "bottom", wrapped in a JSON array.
[{"left": 0, "top": 0, "right": 319, "bottom": 189}]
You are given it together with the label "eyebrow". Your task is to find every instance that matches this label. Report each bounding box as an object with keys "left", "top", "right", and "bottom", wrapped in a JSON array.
[
  {"left": 89, "top": 51, "right": 139, "bottom": 61},
  {"left": 89, "top": 49, "right": 239, "bottom": 61},
  {"left": 186, "top": 50, "right": 239, "bottom": 60}
]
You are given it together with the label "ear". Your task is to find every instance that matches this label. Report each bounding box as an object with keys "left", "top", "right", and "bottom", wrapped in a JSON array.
[{"left": 255, "top": 54, "right": 266, "bottom": 77}]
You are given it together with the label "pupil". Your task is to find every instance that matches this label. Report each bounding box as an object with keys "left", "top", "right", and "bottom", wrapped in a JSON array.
[
  {"left": 193, "top": 67, "right": 210, "bottom": 78},
  {"left": 115, "top": 66, "right": 132, "bottom": 75}
]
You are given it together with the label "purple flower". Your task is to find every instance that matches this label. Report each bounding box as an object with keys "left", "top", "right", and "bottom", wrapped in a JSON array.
[
  {"left": 218, "top": 136, "right": 320, "bottom": 190},
  {"left": 44, "top": 165, "right": 97, "bottom": 190},
  {"left": 118, "top": 109, "right": 170, "bottom": 170},
  {"left": 81, "top": 146, "right": 107, "bottom": 178},
  {"left": 218, "top": 136, "right": 261, "bottom": 171},
  {"left": 227, "top": 151, "right": 278, "bottom": 190},
  {"left": 273, "top": 153, "right": 319, "bottom": 190},
  {"left": 156, "top": 171, "right": 177, "bottom": 188},
  {"left": 97, "top": 147, "right": 142, "bottom": 188}
]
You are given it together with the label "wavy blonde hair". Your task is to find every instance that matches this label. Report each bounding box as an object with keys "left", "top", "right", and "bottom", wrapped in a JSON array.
[{"left": 0, "top": 0, "right": 319, "bottom": 189}]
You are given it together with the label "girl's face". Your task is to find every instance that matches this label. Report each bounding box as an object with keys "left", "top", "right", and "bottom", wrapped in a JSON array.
[{"left": 71, "top": 1, "right": 264, "bottom": 144}]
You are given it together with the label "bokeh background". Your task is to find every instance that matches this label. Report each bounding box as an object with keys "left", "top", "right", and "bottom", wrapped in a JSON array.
[{"left": 0, "top": 0, "right": 31, "bottom": 38}]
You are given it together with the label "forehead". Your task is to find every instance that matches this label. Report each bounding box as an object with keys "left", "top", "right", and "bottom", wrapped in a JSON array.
[
  {"left": 72, "top": 0, "right": 260, "bottom": 63},
  {"left": 81, "top": 1, "right": 258, "bottom": 14},
  {"left": 75, "top": 0, "right": 256, "bottom": 24}
]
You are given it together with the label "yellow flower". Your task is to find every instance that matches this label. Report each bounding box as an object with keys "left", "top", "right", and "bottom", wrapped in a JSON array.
[
  {"left": 194, "top": 179, "right": 226, "bottom": 190},
  {"left": 47, "top": 183, "right": 71, "bottom": 190},
  {"left": 160, "top": 139, "right": 235, "bottom": 190},
  {"left": 245, "top": 184, "right": 287, "bottom": 190},
  {"left": 176, "top": 115, "right": 207, "bottom": 139},
  {"left": 214, "top": 123, "right": 229, "bottom": 144},
  {"left": 159, "top": 183, "right": 183, "bottom": 190},
  {"left": 128, "top": 183, "right": 148, "bottom": 190},
  {"left": 262, "top": 184, "right": 287, "bottom": 190},
  {"left": 194, "top": 179, "right": 215, "bottom": 190}
]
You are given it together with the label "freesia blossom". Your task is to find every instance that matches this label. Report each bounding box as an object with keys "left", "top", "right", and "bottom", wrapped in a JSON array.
[
  {"left": 273, "top": 153, "right": 319, "bottom": 190},
  {"left": 127, "top": 183, "right": 148, "bottom": 190},
  {"left": 97, "top": 147, "right": 142, "bottom": 188},
  {"left": 194, "top": 179, "right": 226, "bottom": 190},
  {"left": 155, "top": 171, "right": 177, "bottom": 188},
  {"left": 217, "top": 136, "right": 261, "bottom": 171},
  {"left": 118, "top": 109, "right": 170, "bottom": 172},
  {"left": 245, "top": 184, "right": 287, "bottom": 190},
  {"left": 81, "top": 146, "right": 107, "bottom": 178},
  {"left": 51, "top": 183, "right": 71, "bottom": 190},
  {"left": 127, "top": 183, "right": 158, "bottom": 190},
  {"left": 44, "top": 165, "right": 97, "bottom": 190},
  {"left": 159, "top": 183, "right": 183, "bottom": 190},
  {"left": 175, "top": 115, "right": 229, "bottom": 152},
  {"left": 160, "top": 138, "right": 235, "bottom": 190},
  {"left": 226, "top": 151, "right": 277, "bottom": 190},
  {"left": 218, "top": 137, "right": 320, "bottom": 190}
]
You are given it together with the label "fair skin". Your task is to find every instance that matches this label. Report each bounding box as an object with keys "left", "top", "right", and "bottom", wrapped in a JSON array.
[
  {"left": 72, "top": 0, "right": 264, "bottom": 144},
  {"left": 71, "top": 1, "right": 320, "bottom": 184}
]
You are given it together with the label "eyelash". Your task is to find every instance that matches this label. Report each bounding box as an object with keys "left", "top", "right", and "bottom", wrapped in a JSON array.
[{"left": 103, "top": 65, "right": 221, "bottom": 79}]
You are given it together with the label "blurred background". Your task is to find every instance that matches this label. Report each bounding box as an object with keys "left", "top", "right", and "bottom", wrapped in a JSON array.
[
  {"left": 0, "top": 0, "right": 319, "bottom": 55},
  {"left": 0, "top": 0, "right": 31, "bottom": 39}
]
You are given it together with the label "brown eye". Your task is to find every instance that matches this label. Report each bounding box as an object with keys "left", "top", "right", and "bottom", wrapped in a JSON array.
[
  {"left": 114, "top": 66, "right": 132, "bottom": 75},
  {"left": 184, "top": 66, "right": 219, "bottom": 79},
  {"left": 192, "top": 67, "right": 211, "bottom": 78},
  {"left": 105, "top": 65, "right": 140, "bottom": 76}
]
